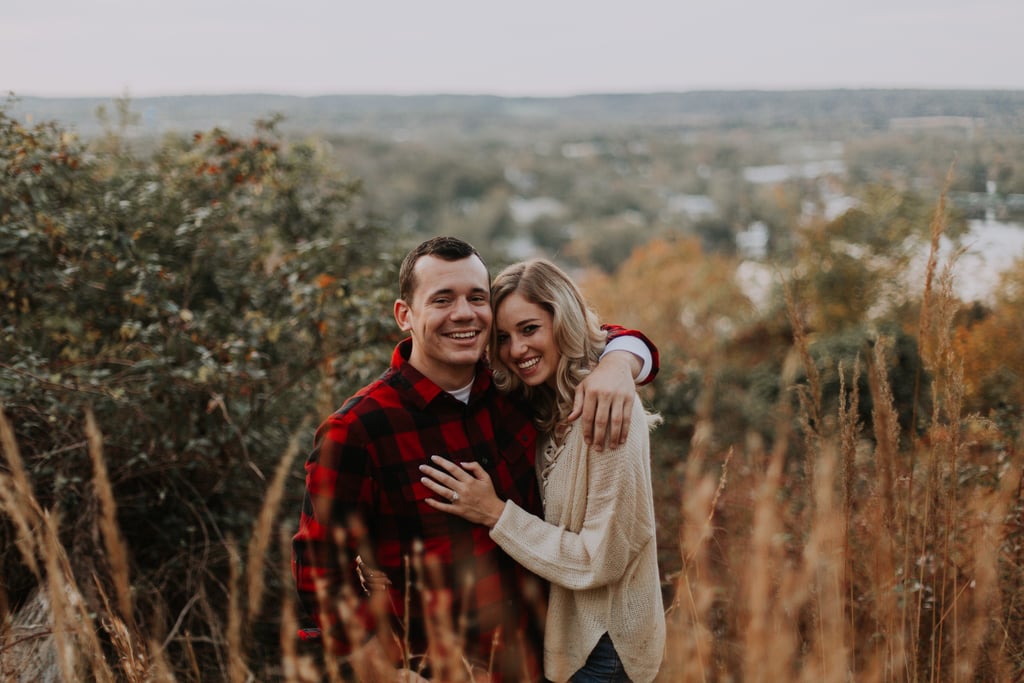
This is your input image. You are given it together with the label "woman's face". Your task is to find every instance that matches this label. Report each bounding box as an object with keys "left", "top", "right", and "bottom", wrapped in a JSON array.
[{"left": 495, "top": 291, "right": 560, "bottom": 388}]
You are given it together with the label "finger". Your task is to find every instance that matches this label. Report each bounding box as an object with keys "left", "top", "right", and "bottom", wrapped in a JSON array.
[
  {"left": 567, "top": 388, "right": 585, "bottom": 422},
  {"left": 419, "top": 463, "right": 459, "bottom": 490},
  {"left": 580, "top": 393, "right": 598, "bottom": 446},
  {"left": 419, "top": 474, "right": 457, "bottom": 499},
  {"left": 459, "top": 461, "right": 489, "bottom": 480},
  {"left": 589, "top": 401, "right": 608, "bottom": 450},
  {"left": 603, "top": 397, "right": 626, "bottom": 448},
  {"left": 615, "top": 397, "right": 631, "bottom": 446},
  {"left": 430, "top": 455, "right": 469, "bottom": 481},
  {"left": 364, "top": 576, "right": 391, "bottom": 592},
  {"left": 356, "top": 556, "right": 369, "bottom": 593}
]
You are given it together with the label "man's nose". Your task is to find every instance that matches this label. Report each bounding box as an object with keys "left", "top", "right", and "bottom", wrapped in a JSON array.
[{"left": 451, "top": 297, "right": 474, "bottom": 319}]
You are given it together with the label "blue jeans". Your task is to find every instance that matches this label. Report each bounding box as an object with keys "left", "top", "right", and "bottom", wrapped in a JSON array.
[{"left": 569, "top": 633, "right": 631, "bottom": 682}]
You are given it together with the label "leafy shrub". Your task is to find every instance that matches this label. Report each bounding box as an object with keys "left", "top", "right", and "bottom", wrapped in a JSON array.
[{"left": 0, "top": 102, "right": 400, "bottom": 671}]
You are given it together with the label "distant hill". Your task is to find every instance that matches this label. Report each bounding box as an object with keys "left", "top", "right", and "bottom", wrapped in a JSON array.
[{"left": 7, "top": 90, "right": 1024, "bottom": 140}]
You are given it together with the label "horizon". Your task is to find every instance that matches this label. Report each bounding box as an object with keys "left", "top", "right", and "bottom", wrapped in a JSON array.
[{"left": 12, "top": 85, "right": 1024, "bottom": 102}]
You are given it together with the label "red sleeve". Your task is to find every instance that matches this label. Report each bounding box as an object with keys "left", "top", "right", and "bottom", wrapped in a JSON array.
[
  {"left": 601, "top": 324, "right": 660, "bottom": 385},
  {"left": 291, "top": 415, "right": 378, "bottom": 654}
]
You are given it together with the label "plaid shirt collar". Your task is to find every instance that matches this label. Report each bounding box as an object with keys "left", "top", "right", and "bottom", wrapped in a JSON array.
[{"left": 389, "top": 337, "right": 494, "bottom": 408}]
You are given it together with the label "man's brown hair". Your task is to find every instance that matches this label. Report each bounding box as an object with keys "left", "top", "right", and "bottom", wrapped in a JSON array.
[{"left": 398, "top": 236, "right": 487, "bottom": 302}]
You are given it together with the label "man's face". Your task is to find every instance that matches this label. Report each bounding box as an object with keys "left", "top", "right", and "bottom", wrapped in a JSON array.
[{"left": 394, "top": 254, "right": 492, "bottom": 390}]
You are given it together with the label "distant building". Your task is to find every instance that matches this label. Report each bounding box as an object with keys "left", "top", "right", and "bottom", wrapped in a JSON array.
[
  {"left": 743, "top": 160, "right": 846, "bottom": 185},
  {"left": 889, "top": 116, "right": 981, "bottom": 131},
  {"left": 735, "top": 260, "right": 776, "bottom": 312},
  {"left": 561, "top": 142, "right": 600, "bottom": 159},
  {"left": 507, "top": 196, "right": 566, "bottom": 224},
  {"left": 665, "top": 193, "right": 717, "bottom": 218},
  {"left": 504, "top": 167, "right": 536, "bottom": 193},
  {"left": 736, "top": 221, "right": 769, "bottom": 259}
]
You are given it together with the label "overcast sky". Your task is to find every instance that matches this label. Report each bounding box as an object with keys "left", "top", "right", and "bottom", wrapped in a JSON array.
[{"left": 4, "top": 0, "right": 1023, "bottom": 98}]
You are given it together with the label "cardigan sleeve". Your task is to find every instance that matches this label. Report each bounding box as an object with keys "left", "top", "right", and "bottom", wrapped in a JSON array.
[{"left": 489, "top": 398, "right": 652, "bottom": 591}]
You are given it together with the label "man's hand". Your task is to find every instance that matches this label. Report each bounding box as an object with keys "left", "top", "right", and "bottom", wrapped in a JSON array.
[
  {"left": 356, "top": 556, "right": 392, "bottom": 596},
  {"left": 349, "top": 635, "right": 429, "bottom": 683},
  {"left": 568, "top": 350, "right": 641, "bottom": 450}
]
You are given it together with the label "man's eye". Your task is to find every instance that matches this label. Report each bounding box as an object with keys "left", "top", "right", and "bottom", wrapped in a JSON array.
[
  {"left": 470, "top": 294, "right": 489, "bottom": 304},
  {"left": 433, "top": 298, "right": 450, "bottom": 305}
]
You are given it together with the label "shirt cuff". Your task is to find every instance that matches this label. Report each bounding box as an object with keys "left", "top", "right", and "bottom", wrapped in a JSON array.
[{"left": 601, "top": 336, "right": 652, "bottom": 384}]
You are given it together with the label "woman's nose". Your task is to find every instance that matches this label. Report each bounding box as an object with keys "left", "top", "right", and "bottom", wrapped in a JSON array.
[{"left": 509, "top": 336, "right": 527, "bottom": 357}]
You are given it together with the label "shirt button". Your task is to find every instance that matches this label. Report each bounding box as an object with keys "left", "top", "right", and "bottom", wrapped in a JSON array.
[{"left": 480, "top": 457, "right": 491, "bottom": 467}]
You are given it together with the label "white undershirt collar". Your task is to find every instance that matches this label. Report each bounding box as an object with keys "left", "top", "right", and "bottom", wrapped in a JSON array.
[{"left": 449, "top": 379, "right": 474, "bottom": 404}]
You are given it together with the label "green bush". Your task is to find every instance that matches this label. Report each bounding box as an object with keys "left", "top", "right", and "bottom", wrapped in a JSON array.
[{"left": 1, "top": 103, "right": 400, "bottom": 670}]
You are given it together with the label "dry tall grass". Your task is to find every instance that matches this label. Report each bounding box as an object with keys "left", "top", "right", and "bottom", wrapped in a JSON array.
[
  {"left": 659, "top": 190, "right": 1022, "bottom": 683},
  {"left": 2, "top": 204, "right": 1022, "bottom": 682}
]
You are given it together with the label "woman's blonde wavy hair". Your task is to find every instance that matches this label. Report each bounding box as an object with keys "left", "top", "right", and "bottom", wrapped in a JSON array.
[{"left": 489, "top": 259, "right": 606, "bottom": 438}]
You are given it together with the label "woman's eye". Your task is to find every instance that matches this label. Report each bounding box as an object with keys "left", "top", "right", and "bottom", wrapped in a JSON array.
[
  {"left": 496, "top": 334, "right": 509, "bottom": 345},
  {"left": 522, "top": 324, "right": 539, "bottom": 335}
]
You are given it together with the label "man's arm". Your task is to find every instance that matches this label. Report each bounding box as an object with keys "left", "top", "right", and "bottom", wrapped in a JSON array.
[
  {"left": 292, "top": 418, "right": 380, "bottom": 653},
  {"left": 568, "top": 325, "right": 659, "bottom": 450},
  {"left": 601, "top": 334, "right": 655, "bottom": 384}
]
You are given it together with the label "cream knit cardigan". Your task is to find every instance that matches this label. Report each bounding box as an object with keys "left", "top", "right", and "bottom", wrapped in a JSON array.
[{"left": 490, "top": 396, "right": 665, "bottom": 683}]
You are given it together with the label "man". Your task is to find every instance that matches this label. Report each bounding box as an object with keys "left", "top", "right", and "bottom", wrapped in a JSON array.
[{"left": 292, "top": 237, "right": 657, "bottom": 682}]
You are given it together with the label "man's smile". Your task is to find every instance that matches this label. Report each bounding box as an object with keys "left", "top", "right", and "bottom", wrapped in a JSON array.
[{"left": 445, "top": 330, "right": 481, "bottom": 340}]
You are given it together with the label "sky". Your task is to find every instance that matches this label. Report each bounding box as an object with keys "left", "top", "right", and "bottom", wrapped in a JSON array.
[{"left": 3, "top": 0, "right": 1023, "bottom": 98}]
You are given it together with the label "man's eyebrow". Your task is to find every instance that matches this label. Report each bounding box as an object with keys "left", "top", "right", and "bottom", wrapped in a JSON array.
[{"left": 425, "top": 287, "right": 489, "bottom": 298}]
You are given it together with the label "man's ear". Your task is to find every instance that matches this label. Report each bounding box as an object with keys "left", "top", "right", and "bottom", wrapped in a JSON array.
[{"left": 394, "top": 298, "right": 412, "bottom": 332}]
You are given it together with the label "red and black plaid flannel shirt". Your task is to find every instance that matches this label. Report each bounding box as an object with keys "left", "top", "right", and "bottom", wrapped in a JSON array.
[{"left": 292, "top": 328, "right": 657, "bottom": 681}]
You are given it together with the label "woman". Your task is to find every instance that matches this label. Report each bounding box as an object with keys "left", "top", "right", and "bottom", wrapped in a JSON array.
[{"left": 419, "top": 259, "right": 665, "bottom": 683}]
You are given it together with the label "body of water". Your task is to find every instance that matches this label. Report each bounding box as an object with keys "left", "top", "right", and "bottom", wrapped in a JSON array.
[{"left": 947, "top": 217, "right": 1024, "bottom": 303}]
